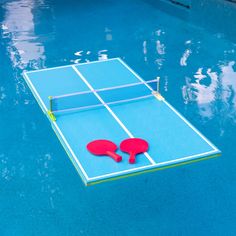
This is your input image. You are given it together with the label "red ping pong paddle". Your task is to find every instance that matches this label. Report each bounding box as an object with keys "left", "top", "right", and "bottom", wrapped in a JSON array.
[
  {"left": 87, "top": 140, "right": 122, "bottom": 162},
  {"left": 120, "top": 138, "right": 149, "bottom": 164}
]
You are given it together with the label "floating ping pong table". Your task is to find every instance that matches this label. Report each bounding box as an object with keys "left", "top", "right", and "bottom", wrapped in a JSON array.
[{"left": 23, "top": 58, "right": 221, "bottom": 186}]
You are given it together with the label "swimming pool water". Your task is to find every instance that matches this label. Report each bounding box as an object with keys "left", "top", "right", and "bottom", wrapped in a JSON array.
[{"left": 0, "top": 0, "right": 235, "bottom": 235}]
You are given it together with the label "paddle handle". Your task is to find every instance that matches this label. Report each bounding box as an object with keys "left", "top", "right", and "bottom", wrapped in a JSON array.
[
  {"left": 106, "top": 151, "right": 122, "bottom": 162},
  {"left": 129, "top": 152, "right": 136, "bottom": 164}
]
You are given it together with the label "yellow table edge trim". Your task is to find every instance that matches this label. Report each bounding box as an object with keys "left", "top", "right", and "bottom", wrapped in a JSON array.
[{"left": 87, "top": 153, "right": 221, "bottom": 186}]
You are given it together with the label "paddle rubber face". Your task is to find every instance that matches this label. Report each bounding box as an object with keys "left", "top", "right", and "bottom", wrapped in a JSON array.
[
  {"left": 120, "top": 138, "right": 149, "bottom": 164},
  {"left": 87, "top": 140, "right": 122, "bottom": 162}
]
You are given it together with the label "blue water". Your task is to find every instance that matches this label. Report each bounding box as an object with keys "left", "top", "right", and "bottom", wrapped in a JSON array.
[{"left": 0, "top": 0, "right": 236, "bottom": 235}]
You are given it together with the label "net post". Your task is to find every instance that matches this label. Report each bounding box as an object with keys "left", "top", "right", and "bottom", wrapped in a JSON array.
[
  {"left": 152, "top": 76, "right": 164, "bottom": 101},
  {"left": 47, "top": 96, "right": 56, "bottom": 121}
]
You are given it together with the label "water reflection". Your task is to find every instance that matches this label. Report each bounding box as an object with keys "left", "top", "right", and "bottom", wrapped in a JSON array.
[
  {"left": 0, "top": 86, "right": 6, "bottom": 103},
  {"left": 105, "top": 27, "right": 112, "bottom": 41},
  {"left": 98, "top": 49, "right": 108, "bottom": 60},
  {"left": 71, "top": 49, "right": 108, "bottom": 64},
  {"left": 182, "top": 61, "right": 236, "bottom": 121},
  {"left": 221, "top": 61, "right": 236, "bottom": 117},
  {"left": 180, "top": 49, "right": 191, "bottom": 66},
  {"left": 1, "top": 0, "right": 47, "bottom": 70},
  {"left": 143, "top": 40, "right": 147, "bottom": 62},
  {"left": 156, "top": 40, "right": 165, "bottom": 55},
  {"left": 0, "top": 0, "right": 60, "bottom": 202}
]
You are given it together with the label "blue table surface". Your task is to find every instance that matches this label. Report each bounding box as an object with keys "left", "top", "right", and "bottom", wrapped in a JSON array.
[{"left": 24, "top": 58, "right": 220, "bottom": 185}]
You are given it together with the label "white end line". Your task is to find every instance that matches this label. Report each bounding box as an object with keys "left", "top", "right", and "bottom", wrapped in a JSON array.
[
  {"left": 25, "top": 58, "right": 119, "bottom": 74},
  {"left": 88, "top": 149, "right": 218, "bottom": 181}
]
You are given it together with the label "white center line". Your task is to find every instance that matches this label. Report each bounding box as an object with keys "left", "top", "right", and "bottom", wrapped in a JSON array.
[{"left": 71, "top": 65, "right": 156, "bottom": 165}]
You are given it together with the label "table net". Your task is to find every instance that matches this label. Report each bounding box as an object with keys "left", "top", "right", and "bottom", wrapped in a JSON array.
[{"left": 49, "top": 79, "right": 158, "bottom": 115}]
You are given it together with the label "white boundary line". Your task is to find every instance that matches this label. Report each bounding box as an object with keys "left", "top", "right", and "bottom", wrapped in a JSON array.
[
  {"left": 23, "top": 73, "right": 90, "bottom": 181},
  {"left": 117, "top": 58, "right": 219, "bottom": 152},
  {"left": 72, "top": 65, "right": 156, "bottom": 165},
  {"left": 88, "top": 150, "right": 218, "bottom": 181},
  {"left": 25, "top": 58, "right": 119, "bottom": 74}
]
